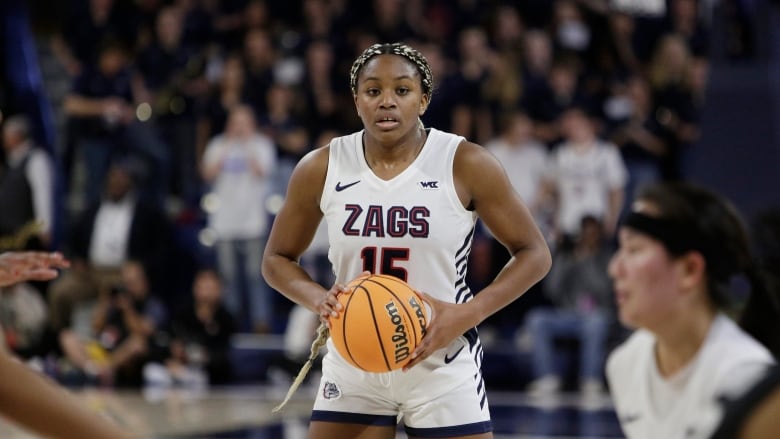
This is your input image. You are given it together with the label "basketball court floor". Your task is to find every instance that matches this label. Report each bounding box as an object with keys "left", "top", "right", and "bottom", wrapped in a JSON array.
[{"left": 0, "top": 383, "right": 624, "bottom": 438}]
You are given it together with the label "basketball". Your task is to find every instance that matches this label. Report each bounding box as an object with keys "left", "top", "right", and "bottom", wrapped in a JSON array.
[{"left": 329, "top": 273, "right": 428, "bottom": 372}]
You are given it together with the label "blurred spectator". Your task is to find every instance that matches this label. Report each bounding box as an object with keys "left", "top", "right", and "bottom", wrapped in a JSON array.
[
  {"left": 299, "top": 0, "right": 344, "bottom": 50},
  {"left": 243, "top": 0, "right": 272, "bottom": 32},
  {"left": 48, "top": 162, "right": 172, "bottom": 333},
  {"left": 196, "top": 53, "right": 248, "bottom": 166},
  {"left": 49, "top": 0, "right": 138, "bottom": 77},
  {"left": 487, "top": 4, "right": 526, "bottom": 54},
  {"left": 485, "top": 112, "right": 550, "bottom": 233},
  {"left": 525, "top": 215, "right": 614, "bottom": 397},
  {"left": 539, "top": 106, "right": 628, "bottom": 244},
  {"left": 551, "top": 0, "right": 593, "bottom": 58},
  {"left": 62, "top": 40, "right": 169, "bottom": 206},
  {"left": 259, "top": 83, "right": 308, "bottom": 198},
  {"left": 135, "top": 5, "right": 208, "bottom": 203},
  {"left": 418, "top": 42, "right": 458, "bottom": 133},
  {"left": 242, "top": 28, "right": 277, "bottom": 116},
  {"left": 0, "top": 115, "right": 55, "bottom": 250},
  {"left": 300, "top": 40, "right": 349, "bottom": 137},
  {"left": 606, "top": 10, "right": 642, "bottom": 75},
  {"left": 527, "top": 58, "right": 588, "bottom": 146},
  {"left": 201, "top": 104, "right": 276, "bottom": 333},
  {"left": 450, "top": 27, "right": 495, "bottom": 143},
  {"left": 520, "top": 29, "right": 554, "bottom": 121},
  {"left": 59, "top": 260, "right": 168, "bottom": 387},
  {"left": 606, "top": 76, "right": 668, "bottom": 218},
  {"left": 173, "top": 0, "right": 215, "bottom": 49},
  {"left": 482, "top": 51, "right": 523, "bottom": 135},
  {"left": 646, "top": 33, "right": 701, "bottom": 180},
  {"left": 207, "top": 0, "right": 250, "bottom": 50},
  {"left": 370, "top": 0, "right": 419, "bottom": 42},
  {"left": 664, "top": 0, "right": 710, "bottom": 58},
  {"left": 0, "top": 281, "right": 48, "bottom": 359},
  {"left": 144, "top": 268, "right": 235, "bottom": 387}
]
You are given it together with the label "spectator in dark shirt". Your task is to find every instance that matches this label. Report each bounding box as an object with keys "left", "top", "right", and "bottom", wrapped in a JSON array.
[
  {"left": 59, "top": 260, "right": 168, "bottom": 387},
  {"left": 136, "top": 5, "right": 208, "bottom": 203},
  {"left": 48, "top": 161, "right": 171, "bottom": 333},
  {"left": 606, "top": 76, "right": 668, "bottom": 218},
  {"left": 145, "top": 268, "right": 235, "bottom": 387},
  {"left": 525, "top": 215, "right": 615, "bottom": 397},
  {"left": 62, "top": 41, "right": 169, "bottom": 206},
  {"left": 50, "top": 0, "right": 138, "bottom": 77}
]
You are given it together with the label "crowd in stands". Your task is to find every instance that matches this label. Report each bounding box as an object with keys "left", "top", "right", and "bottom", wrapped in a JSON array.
[{"left": 0, "top": 0, "right": 721, "bottom": 390}]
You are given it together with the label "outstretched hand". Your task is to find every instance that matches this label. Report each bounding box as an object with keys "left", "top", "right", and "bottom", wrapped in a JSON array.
[
  {"left": 0, "top": 251, "right": 70, "bottom": 287},
  {"left": 403, "top": 291, "right": 479, "bottom": 371}
]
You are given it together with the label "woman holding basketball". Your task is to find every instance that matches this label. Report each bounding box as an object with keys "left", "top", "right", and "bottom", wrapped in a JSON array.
[
  {"left": 606, "top": 182, "right": 779, "bottom": 439},
  {"left": 262, "top": 42, "right": 551, "bottom": 438}
]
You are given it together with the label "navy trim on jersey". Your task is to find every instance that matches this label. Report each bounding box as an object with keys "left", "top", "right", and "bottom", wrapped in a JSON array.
[
  {"left": 404, "top": 420, "right": 492, "bottom": 438},
  {"left": 454, "top": 226, "right": 475, "bottom": 304},
  {"left": 311, "top": 410, "right": 397, "bottom": 426}
]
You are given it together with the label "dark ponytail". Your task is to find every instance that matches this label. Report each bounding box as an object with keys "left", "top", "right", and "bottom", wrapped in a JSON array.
[
  {"left": 740, "top": 210, "right": 780, "bottom": 359},
  {"left": 739, "top": 264, "right": 780, "bottom": 358}
]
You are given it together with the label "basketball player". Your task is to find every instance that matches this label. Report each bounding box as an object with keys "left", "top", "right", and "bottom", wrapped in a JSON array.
[
  {"left": 262, "top": 43, "right": 551, "bottom": 438},
  {"left": 606, "top": 182, "right": 778, "bottom": 439},
  {"left": 0, "top": 251, "right": 135, "bottom": 439}
]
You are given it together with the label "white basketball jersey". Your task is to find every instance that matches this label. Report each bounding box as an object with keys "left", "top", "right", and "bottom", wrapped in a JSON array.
[
  {"left": 607, "top": 314, "right": 774, "bottom": 439},
  {"left": 320, "top": 128, "right": 477, "bottom": 305}
]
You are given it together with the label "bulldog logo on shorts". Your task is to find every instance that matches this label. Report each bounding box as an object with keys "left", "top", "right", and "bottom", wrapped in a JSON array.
[{"left": 323, "top": 381, "right": 341, "bottom": 400}]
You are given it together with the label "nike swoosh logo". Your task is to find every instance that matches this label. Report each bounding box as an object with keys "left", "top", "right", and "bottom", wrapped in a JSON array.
[
  {"left": 335, "top": 180, "right": 360, "bottom": 192},
  {"left": 444, "top": 346, "right": 464, "bottom": 364},
  {"left": 621, "top": 413, "right": 641, "bottom": 424}
]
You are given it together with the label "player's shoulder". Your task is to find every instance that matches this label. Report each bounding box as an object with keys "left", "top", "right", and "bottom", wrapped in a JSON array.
[
  {"left": 704, "top": 315, "right": 774, "bottom": 367},
  {"left": 291, "top": 142, "right": 333, "bottom": 186},
  {"left": 451, "top": 135, "right": 498, "bottom": 167},
  {"left": 606, "top": 329, "right": 654, "bottom": 379}
]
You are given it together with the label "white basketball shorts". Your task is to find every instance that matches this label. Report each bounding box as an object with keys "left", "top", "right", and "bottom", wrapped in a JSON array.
[{"left": 311, "top": 331, "right": 492, "bottom": 437}]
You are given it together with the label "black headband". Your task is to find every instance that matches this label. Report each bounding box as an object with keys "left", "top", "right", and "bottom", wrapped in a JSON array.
[{"left": 621, "top": 211, "right": 706, "bottom": 256}]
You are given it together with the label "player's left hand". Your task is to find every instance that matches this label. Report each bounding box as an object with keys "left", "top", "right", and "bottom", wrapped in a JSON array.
[
  {"left": 403, "top": 291, "right": 479, "bottom": 371},
  {"left": 0, "top": 251, "right": 70, "bottom": 287}
]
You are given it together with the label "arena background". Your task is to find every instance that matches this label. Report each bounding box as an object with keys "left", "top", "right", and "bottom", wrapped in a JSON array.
[{"left": 0, "top": 0, "right": 779, "bottom": 438}]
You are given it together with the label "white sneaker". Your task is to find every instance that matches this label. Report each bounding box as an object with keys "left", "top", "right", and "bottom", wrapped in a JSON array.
[
  {"left": 527, "top": 376, "right": 561, "bottom": 396},
  {"left": 143, "top": 363, "right": 173, "bottom": 387}
]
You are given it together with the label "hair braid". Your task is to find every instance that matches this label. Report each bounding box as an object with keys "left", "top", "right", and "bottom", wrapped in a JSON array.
[
  {"left": 271, "top": 323, "right": 330, "bottom": 413},
  {"left": 349, "top": 42, "right": 433, "bottom": 98}
]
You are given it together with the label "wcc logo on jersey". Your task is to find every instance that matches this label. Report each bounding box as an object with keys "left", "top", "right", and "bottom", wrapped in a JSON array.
[{"left": 419, "top": 180, "right": 439, "bottom": 189}]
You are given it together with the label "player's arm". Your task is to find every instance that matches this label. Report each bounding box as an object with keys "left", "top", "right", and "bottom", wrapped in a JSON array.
[
  {"left": 407, "top": 141, "right": 551, "bottom": 369},
  {"left": 0, "top": 349, "right": 134, "bottom": 439},
  {"left": 262, "top": 147, "right": 332, "bottom": 314},
  {"left": 462, "top": 141, "right": 552, "bottom": 316}
]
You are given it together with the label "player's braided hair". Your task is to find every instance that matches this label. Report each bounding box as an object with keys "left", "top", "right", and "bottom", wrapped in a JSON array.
[
  {"left": 271, "top": 322, "right": 329, "bottom": 413},
  {"left": 349, "top": 43, "right": 433, "bottom": 98}
]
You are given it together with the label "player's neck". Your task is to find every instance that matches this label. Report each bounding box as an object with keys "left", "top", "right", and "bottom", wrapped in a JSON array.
[
  {"left": 653, "top": 308, "right": 716, "bottom": 378},
  {"left": 363, "top": 126, "right": 427, "bottom": 176}
]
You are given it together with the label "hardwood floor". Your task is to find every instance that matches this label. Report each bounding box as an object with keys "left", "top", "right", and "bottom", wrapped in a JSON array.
[{"left": 0, "top": 385, "right": 624, "bottom": 438}]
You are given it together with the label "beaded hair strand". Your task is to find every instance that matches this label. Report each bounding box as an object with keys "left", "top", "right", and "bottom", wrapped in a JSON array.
[
  {"left": 349, "top": 43, "right": 433, "bottom": 98},
  {"left": 271, "top": 323, "right": 329, "bottom": 413}
]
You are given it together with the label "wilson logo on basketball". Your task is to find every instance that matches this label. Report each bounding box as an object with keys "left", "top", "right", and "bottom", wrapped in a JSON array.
[
  {"left": 329, "top": 273, "right": 428, "bottom": 372},
  {"left": 408, "top": 296, "right": 427, "bottom": 335},
  {"left": 385, "top": 301, "right": 410, "bottom": 363}
]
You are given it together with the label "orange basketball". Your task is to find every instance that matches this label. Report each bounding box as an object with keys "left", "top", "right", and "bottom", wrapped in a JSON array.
[{"left": 329, "top": 273, "right": 428, "bottom": 372}]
